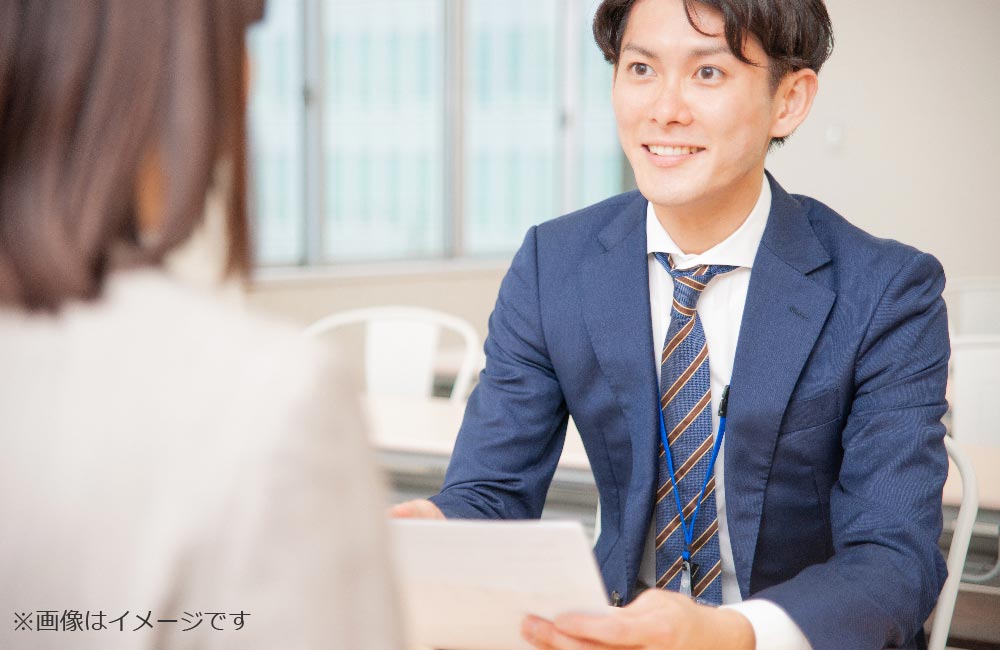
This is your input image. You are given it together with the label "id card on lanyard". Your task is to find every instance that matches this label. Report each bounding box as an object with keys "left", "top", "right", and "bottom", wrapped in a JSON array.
[{"left": 657, "top": 384, "right": 730, "bottom": 601}]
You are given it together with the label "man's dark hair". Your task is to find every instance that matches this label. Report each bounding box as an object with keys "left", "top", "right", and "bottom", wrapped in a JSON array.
[{"left": 594, "top": 0, "right": 834, "bottom": 139}]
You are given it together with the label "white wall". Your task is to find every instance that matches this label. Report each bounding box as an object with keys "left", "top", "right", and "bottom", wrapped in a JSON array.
[
  {"left": 248, "top": 262, "right": 506, "bottom": 337},
  {"left": 768, "top": 0, "right": 1000, "bottom": 282},
  {"left": 249, "top": 0, "right": 1000, "bottom": 328}
]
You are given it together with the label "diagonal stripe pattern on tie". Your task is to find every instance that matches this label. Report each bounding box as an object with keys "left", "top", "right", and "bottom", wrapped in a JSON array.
[{"left": 653, "top": 253, "right": 737, "bottom": 605}]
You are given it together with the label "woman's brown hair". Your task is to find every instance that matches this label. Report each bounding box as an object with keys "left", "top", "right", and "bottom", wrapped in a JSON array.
[{"left": 0, "top": 0, "right": 263, "bottom": 311}]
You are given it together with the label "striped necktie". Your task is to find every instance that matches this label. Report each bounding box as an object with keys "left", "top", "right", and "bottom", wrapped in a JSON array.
[{"left": 653, "top": 253, "right": 737, "bottom": 605}]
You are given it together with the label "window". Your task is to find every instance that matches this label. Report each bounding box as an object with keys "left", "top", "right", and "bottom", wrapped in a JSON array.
[
  {"left": 248, "top": 0, "right": 625, "bottom": 267},
  {"left": 248, "top": 0, "right": 305, "bottom": 265}
]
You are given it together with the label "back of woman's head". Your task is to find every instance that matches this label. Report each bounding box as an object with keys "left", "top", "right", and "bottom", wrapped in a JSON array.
[{"left": 0, "top": 0, "right": 263, "bottom": 311}]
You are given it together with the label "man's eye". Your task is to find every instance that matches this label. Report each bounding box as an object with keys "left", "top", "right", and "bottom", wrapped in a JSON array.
[
  {"left": 697, "top": 66, "right": 723, "bottom": 81},
  {"left": 630, "top": 63, "right": 652, "bottom": 76}
]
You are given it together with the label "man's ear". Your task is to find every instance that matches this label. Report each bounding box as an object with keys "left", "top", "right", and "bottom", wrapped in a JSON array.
[{"left": 769, "top": 68, "right": 819, "bottom": 140}]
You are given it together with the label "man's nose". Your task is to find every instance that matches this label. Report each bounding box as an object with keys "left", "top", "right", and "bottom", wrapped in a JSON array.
[{"left": 650, "top": 78, "right": 693, "bottom": 126}]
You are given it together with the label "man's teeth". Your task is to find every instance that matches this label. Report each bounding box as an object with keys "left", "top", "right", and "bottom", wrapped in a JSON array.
[{"left": 647, "top": 145, "right": 703, "bottom": 156}]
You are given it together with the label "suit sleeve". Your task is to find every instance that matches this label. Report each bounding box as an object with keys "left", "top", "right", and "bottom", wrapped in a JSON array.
[
  {"left": 430, "top": 226, "right": 570, "bottom": 520},
  {"left": 753, "top": 251, "right": 950, "bottom": 650}
]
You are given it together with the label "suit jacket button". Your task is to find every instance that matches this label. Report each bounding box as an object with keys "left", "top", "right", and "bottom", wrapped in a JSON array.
[{"left": 611, "top": 590, "right": 622, "bottom": 607}]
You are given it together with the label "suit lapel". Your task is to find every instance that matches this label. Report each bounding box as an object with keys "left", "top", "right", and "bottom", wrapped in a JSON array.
[
  {"left": 579, "top": 193, "right": 660, "bottom": 593},
  {"left": 725, "top": 173, "right": 836, "bottom": 598}
]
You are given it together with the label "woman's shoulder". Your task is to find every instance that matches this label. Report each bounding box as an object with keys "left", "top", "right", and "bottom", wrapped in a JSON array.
[
  {"left": 95, "top": 270, "right": 337, "bottom": 373},
  {"left": 0, "top": 269, "right": 356, "bottom": 450}
]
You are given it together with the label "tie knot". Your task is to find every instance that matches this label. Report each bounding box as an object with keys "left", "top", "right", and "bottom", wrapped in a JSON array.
[{"left": 654, "top": 253, "right": 738, "bottom": 313}]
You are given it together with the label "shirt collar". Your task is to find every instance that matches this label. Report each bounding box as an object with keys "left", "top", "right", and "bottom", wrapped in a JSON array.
[{"left": 645, "top": 174, "right": 770, "bottom": 270}]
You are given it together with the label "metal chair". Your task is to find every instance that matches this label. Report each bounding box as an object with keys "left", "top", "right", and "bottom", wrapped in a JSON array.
[
  {"left": 947, "top": 336, "right": 1000, "bottom": 591},
  {"left": 303, "top": 306, "right": 482, "bottom": 402},
  {"left": 928, "top": 436, "right": 979, "bottom": 650}
]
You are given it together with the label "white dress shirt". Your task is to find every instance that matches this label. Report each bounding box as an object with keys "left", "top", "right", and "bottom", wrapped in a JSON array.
[{"left": 638, "top": 176, "right": 812, "bottom": 650}]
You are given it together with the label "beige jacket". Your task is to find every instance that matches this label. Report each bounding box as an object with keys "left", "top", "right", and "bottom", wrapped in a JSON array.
[{"left": 0, "top": 271, "right": 400, "bottom": 649}]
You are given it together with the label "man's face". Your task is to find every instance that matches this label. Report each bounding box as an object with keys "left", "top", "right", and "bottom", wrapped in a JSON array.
[{"left": 612, "top": 0, "right": 779, "bottom": 214}]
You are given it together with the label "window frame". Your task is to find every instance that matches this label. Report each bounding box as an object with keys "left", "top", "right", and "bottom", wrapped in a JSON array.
[{"left": 252, "top": 0, "right": 626, "bottom": 270}]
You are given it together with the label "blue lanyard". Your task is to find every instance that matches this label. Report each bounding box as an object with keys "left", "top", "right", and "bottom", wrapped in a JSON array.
[{"left": 657, "top": 385, "right": 730, "bottom": 565}]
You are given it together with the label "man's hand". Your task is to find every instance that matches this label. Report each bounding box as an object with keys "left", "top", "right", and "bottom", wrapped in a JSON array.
[
  {"left": 388, "top": 498, "right": 446, "bottom": 519},
  {"left": 521, "top": 589, "right": 754, "bottom": 650}
]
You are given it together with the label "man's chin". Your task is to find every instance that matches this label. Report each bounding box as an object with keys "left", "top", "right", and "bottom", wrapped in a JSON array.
[{"left": 636, "top": 185, "right": 702, "bottom": 211}]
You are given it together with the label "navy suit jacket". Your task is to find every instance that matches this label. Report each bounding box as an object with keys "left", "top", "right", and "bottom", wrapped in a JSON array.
[{"left": 431, "top": 173, "right": 950, "bottom": 650}]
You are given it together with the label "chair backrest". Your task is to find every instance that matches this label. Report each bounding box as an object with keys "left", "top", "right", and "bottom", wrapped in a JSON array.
[
  {"left": 928, "top": 436, "right": 979, "bottom": 650},
  {"left": 303, "top": 306, "right": 482, "bottom": 402},
  {"left": 949, "top": 335, "right": 1000, "bottom": 446}
]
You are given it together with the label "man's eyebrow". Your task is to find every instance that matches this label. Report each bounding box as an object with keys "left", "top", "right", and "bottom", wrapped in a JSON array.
[
  {"left": 620, "top": 43, "right": 659, "bottom": 60},
  {"left": 689, "top": 44, "right": 732, "bottom": 58},
  {"left": 620, "top": 43, "right": 733, "bottom": 60}
]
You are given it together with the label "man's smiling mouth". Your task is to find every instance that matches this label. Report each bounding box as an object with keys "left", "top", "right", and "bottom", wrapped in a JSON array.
[{"left": 645, "top": 145, "right": 706, "bottom": 156}]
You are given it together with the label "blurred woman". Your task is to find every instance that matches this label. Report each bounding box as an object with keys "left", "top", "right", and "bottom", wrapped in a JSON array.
[{"left": 0, "top": 2, "right": 400, "bottom": 648}]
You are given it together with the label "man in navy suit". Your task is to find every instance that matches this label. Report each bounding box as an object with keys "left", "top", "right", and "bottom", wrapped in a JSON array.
[{"left": 392, "top": 1, "right": 949, "bottom": 649}]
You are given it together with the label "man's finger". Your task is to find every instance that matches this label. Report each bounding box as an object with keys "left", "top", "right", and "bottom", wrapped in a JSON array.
[
  {"left": 551, "top": 612, "right": 644, "bottom": 648},
  {"left": 388, "top": 499, "right": 444, "bottom": 519},
  {"left": 523, "top": 615, "right": 614, "bottom": 650}
]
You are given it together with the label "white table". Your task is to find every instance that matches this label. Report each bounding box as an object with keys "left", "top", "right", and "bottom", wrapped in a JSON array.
[{"left": 363, "top": 393, "right": 590, "bottom": 470}]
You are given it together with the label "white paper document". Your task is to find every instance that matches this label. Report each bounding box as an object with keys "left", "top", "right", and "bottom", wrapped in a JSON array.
[{"left": 389, "top": 519, "right": 610, "bottom": 650}]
